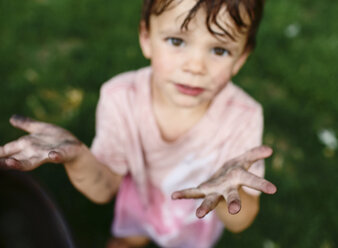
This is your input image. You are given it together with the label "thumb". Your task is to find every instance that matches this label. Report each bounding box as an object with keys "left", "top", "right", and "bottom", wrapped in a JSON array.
[{"left": 10, "top": 114, "right": 47, "bottom": 134}]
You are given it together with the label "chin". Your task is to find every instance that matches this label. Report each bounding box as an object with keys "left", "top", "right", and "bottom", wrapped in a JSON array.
[{"left": 172, "top": 97, "right": 207, "bottom": 109}]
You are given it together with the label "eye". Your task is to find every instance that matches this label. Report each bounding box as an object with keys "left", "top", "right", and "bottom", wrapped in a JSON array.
[
  {"left": 166, "top": 37, "right": 184, "bottom": 47},
  {"left": 212, "top": 47, "right": 229, "bottom": 56}
]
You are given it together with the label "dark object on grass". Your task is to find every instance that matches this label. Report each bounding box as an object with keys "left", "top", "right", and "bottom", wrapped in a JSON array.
[{"left": 0, "top": 170, "right": 76, "bottom": 248}]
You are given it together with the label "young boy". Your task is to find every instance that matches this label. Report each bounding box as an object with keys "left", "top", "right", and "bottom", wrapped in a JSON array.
[{"left": 0, "top": 0, "right": 276, "bottom": 247}]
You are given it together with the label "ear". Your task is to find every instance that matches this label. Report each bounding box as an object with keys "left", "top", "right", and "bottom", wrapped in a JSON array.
[
  {"left": 139, "top": 21, "right": 152, "bottom": 59},
  {"left": 231, "top": 50, "right": 250, "bottom": 76}
]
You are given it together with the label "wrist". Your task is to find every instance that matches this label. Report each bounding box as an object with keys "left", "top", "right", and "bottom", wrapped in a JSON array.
[{"left": 64, "top": 143, "right": 89, "bottom": 168}]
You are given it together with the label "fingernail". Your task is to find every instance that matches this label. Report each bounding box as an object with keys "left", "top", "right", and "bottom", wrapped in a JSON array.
[
  {"left": 49, "top": 151, "right": 61, "bottom": 162},
  {"left": 196, "top": 209, "right": 205, "bottom": 218},
  {"left": 172, "top": 192, "right": 182, "bottom": 200},
  {"left": 4, "top": 158, "right": 20, "bottom": 170},
  {"left": 268, "top": 184, "right": 277, "bottom": 194},
  {"left": 228, "top": 202, "right": 241, "bottom": 215},
  {"left": 11, "top": 114, "right": 29, "bottom": 122},
  {"left": 260, "top": 146, "right": 273, "bottom": 155}
]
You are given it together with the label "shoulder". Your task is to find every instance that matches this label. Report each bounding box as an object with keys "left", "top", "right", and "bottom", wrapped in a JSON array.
[
  {"left": 211, "top": 82, "right": 263, "bottom": 127},
  {"left": 225, "top": 82, "right": 262, "bottom": 114},
  {"left": 99, "top": 67, "right": 151, "bottom": 99}
]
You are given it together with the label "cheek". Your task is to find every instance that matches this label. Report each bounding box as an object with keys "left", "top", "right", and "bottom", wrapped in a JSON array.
[
  {"left": 151, "top": 56, "right": 168, "bottom": 73},
  {"left": 150, "top": 52, "right": 175, "bottom": 86},
  {"left": 151, "top": 45, "right": 179, "bottom": 74},
  {"left": 211, "top": 69, "right": 232, "bottom": 89}
]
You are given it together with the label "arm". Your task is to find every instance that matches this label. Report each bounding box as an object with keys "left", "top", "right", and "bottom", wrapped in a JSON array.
[
  {"left": 0, "top": 115, "right": 122, "bottom": 203},
  {"left": 215, "top": 188, "right": 259, "bottom": 233},
  {"left": 63, "top": 144, "right": 122, "bottom": 204}
]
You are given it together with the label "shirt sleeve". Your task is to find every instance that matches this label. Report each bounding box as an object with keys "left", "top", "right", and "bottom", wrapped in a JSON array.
[
  {"left": 90, "top": 83, "right": 129, "bottom": 176},
  {"left": 219, "top": 104, "right": 265, "bottom": 196}
]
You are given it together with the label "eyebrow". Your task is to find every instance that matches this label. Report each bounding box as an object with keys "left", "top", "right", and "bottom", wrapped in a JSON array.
[
  {"left": 209, "top": 32, "right": 239, "bottom": 46},
  {"left": 158, "top": 29, "right": 181, "bottom": 35}
]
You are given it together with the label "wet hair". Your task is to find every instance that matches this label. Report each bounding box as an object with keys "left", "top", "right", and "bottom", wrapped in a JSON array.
[{"left": 141, "top": 0, "right": 265, "bottom": 52}]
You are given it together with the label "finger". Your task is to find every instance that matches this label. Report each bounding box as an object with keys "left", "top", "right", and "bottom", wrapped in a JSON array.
[
  {"left": 245, "top": 146, "right": 273, "bottom": 162},
  {"left": 8, "top": 152, "right": 57, "bottom": 170},
  {"left": 241, "top": 172, "right": 277, "bottom": 194},
  {"left": 2, "top": 156, "right": 44, "bottom": 171},
  {"left": 224, "top": 188, "right": 241, "bottom": 215},
  {"left": 171, "top": 188, "right": 205, "bottom": 200},
  {"left": 242, "top": 146, "right": 273, "bottom": 170},
  {"left": 15, "top": 155, "right": 49, "bottom": 171},
  {"left": 196, "top": 194, "right": 221, "bottom": 218},
  {"left": 48, "top": 150, "right": 65, "bottom": 163},
  {"left": 0, "top": 140, "right": 22, "bottom": 157},
  {"left": 10, "top": 114, "right": 48, "bottom": 134},
  {"left": 0, "top": 157, "right": 24, "bottom": 171},
  {"left": 48, "top": 145, "right": 79, "bottom": 164}
]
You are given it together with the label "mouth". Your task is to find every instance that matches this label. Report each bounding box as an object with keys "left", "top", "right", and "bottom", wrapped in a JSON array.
[{"left": 174, "top": 83, "right": 205, "bottom": 96}]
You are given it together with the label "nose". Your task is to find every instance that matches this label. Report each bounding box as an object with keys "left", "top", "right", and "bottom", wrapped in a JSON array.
[{"left": 182, "top": 49, "right": 206, "bottom": 75}]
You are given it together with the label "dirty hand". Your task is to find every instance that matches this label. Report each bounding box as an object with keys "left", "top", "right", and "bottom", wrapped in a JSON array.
[
  {"left": 0, "top": 115, "right": 82, "bottom": 171},
  {"left": 171, "top": 146, "right": 277, "bottom": 218}
]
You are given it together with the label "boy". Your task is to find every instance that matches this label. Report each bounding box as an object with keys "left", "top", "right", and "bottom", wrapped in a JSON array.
[{"left": 0, "top": 0, "right": 276, "bottom": 247}]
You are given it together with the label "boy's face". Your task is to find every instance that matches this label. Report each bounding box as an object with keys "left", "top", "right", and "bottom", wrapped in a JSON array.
[{"left": 140, "top": 0, "right": 250, "bottom": 110}]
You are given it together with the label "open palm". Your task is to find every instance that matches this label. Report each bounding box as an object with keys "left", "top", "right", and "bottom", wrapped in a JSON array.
[
  {"left": 172, "top": 146, "right": 277, "bottom": 217},
  {"left": 0, "top": 115, "right": 82, "bottom": 171}
]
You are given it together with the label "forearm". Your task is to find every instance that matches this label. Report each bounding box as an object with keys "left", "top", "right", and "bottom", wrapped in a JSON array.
[
  {"left": 216, "top": 188, "right": 259, "bottom": 233},
  {"left": 63, "top": 144, "right": 122, "bottom": 204}
]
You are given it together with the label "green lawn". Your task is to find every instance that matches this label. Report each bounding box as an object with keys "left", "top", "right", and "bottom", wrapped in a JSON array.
[{"left": 1, "top": 0, "right": 337, "bottom": 247}]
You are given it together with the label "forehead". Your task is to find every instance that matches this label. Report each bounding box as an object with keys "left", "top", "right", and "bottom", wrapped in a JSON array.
[{"left": 150, "top": 0, "right": 250, "bottom": 42}]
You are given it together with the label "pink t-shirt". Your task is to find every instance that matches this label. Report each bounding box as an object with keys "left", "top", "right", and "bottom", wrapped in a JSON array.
[{"left": 91, "top": 67, "right": 264, "bottom": 248}]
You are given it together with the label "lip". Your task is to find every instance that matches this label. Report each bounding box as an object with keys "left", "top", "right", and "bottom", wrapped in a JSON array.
[{"left": 174, "top": 83, "right": 205, "bottom": 96}]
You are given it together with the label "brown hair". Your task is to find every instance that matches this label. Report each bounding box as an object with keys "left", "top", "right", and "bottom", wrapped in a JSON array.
[{"left": 141, "top": 0, "right": 265, "bottom": 52}]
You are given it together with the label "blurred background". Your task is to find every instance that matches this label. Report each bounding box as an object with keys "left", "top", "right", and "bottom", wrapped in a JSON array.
[{"left": 0, "top": 0, "right": 337, "bottom": 247}]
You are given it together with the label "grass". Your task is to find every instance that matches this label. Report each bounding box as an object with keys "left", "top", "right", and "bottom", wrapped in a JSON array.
[{"left": 0, "top": 0, "right": 337, "bottom": 247}]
